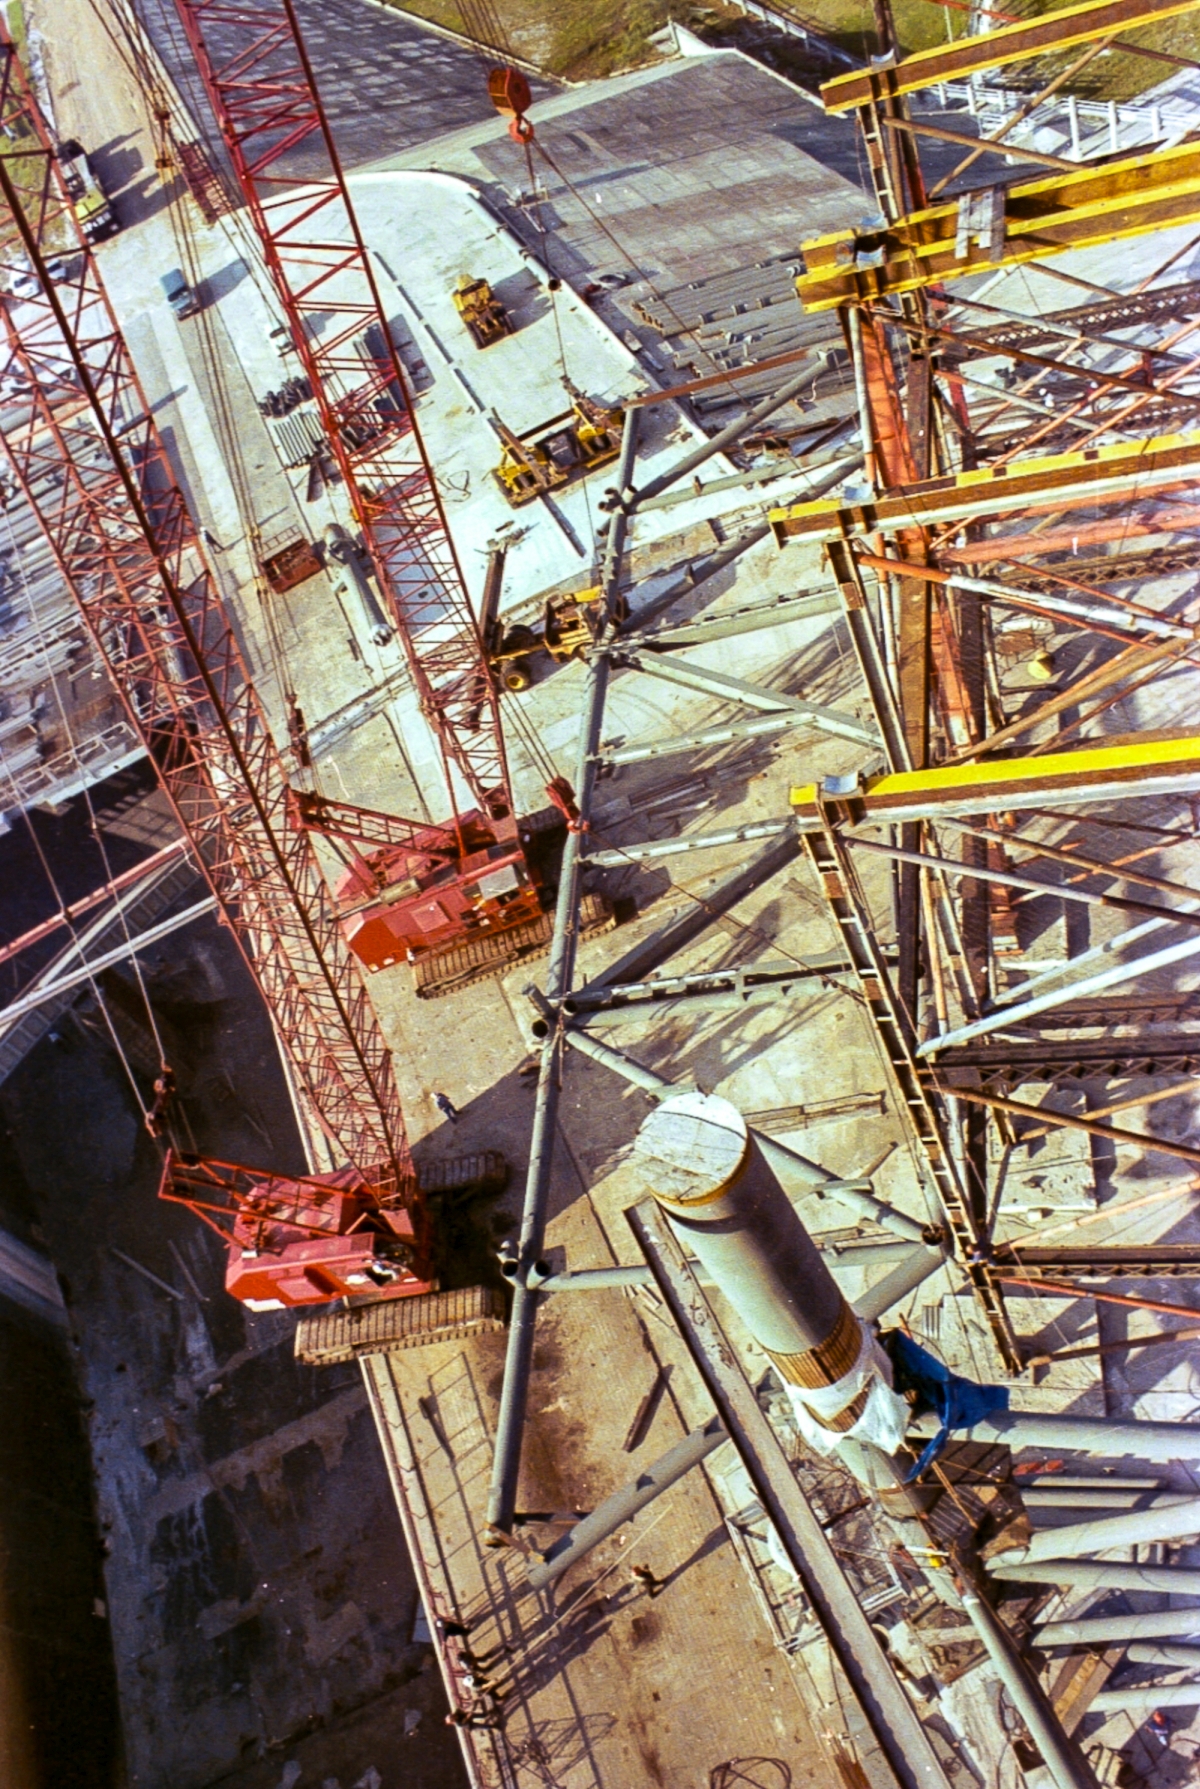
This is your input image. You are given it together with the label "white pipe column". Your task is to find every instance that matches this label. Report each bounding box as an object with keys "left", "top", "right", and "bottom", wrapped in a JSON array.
[
  {"left": 911, "top": 1408, "right": 1200, "bottom": 1463},
  {"left": 992, "top": 1560, "right": 1200, "bottom": 1595},
  {"left": 960, "top": 1590, "right": 1100, "bottom": 1789},
  {"left": 1034, "top": 1608, "right": 1200, "bottom": 1647},
  {"left": 627, "top": 1093, "right": 910, "bottom": 1476},
  {"left": 988, "top": 1497, "right": 1200, "bottom": 1569}
]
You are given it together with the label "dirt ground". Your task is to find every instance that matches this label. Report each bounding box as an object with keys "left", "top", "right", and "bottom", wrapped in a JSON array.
[{"left": 0, "top": 773, "right": 467, "bottom": 1789}]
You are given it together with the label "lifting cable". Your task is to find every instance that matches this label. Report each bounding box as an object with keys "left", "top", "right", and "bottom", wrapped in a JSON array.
[
  {"left": 0, "top": 502, "right": 177, "bottom": 1087},
  {"left": 0, "top": 758, "right": 162, "bottom": 1137},
  {"left": 101, "top": 0, "right": 344, "bottom": 813},
  {"left": 528, "top": 134, "right": 786, "bottom": 422}
]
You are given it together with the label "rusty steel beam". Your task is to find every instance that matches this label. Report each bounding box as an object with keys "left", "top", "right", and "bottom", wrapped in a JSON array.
[
  {"left": 887, "top": 312, "right": 1200, "bottom": 414},
  {"left": 996, "top": 1274, "right": 1200, "bottom": 1321},
  {"left": 770, "top": 429, "right": 1200, "bottom": 544},
  {"left": 997, "top": 1246, "right": 1200, "bottom": 1277},
  {"left": 939, "top": 506, "right": 1200, "bottom": 566},
  {"left": 925, "top": 1083, "right": 1200, "bottom": 1168},
  {"left": 880, "top": 114, "right": 1079, "bottom": 174},
  {"left": 795, "top": 143, "right": 1200, "bottom": 309},
  {"left": 846, "top": 832, "right": 1200, "bottom": 930}
]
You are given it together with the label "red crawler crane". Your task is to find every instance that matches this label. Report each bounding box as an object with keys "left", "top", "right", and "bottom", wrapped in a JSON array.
[
  {"left": 170, "top": 0, "right": 609, "bottom": 996},
  {"left": 0, "top": 29, "right": 431, "bottom": 1312},
  {"left": 159, "top": 1154, "right": 432, "bottom": 1309}
]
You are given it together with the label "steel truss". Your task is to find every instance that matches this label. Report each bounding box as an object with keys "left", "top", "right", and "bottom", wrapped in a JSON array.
[
  {"left": 0, "top": 29, "right": 410, "bottom": 1187},
  {"left": 170, "top": 0, "right": 511, "bottom": 817},
  {"left": 478, "top": 3, "right": 1200, "bottom": 1775}
]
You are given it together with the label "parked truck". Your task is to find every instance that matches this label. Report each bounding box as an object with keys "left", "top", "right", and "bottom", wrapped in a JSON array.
[
  {"left": 160, "top": 268, "right": 200, "bottom": 321},
  {"left": 54, "top": 140, "right": 119, "bottom": 244}
]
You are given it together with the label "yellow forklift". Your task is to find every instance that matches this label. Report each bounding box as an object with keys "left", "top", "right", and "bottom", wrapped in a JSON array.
[
  {"left": 452, "top": 275, "right": 513, "bottom": 348},
  {"left": 493, "top": 387, "right": 624, "bottom": 507},
  {"left": 479, "top": 549, "right": 606, "bottom": 692}
]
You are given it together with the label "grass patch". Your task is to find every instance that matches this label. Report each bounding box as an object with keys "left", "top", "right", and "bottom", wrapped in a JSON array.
[
  {"left": 730, "top": 0, "right": 1200, "bottom": 100},
  {"left": 384, "top": 0, "right": 1199, "bottom": 99},
  {"left": 5, "top": 0, "right": 27, "bottom": 64},
  {"left": 382, "top": 0, "right": 677, "bottom": 80}
]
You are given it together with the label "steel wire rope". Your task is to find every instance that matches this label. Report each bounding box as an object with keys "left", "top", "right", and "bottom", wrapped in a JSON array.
[
  {"left": 528, "top": 136, "right": 779, "bottom": 420},
  {"left": 85, "top": 0, "right": 347, "bottom": 1036},
  {"left": 164, "top": 161, "right": 306, "bottom": 769},
  {"left": 103, "top": 0, "right": 308, "bottom": 773},
  {"left": 111, "top": 0, "right": 406, "bottom": 963},
  {"left": 457, "top": 0, "right": 514, "bottom": 60},
  {"left": 0, "top": 760, "right": 159, "bottom": 1129},
  {"left": 89, "top": 0, "right": 305, "bottom": 376},
  {"left": 0, "top": 499, "right": 179, "bottom": 1094},
  {"left": 129, "top": 0, "right": 492, "bottom": 841},
  {"left": 520, "top": 135, "right": 597, "bottom": 557},
  {"left": 499, "top": 682, "right": 558, "bottom": 788}
]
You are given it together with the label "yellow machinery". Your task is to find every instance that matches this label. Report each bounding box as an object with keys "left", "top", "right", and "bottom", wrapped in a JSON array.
[
  {"left": 491, "top": 588, "right": 604, "bottom": 691},
  {"left": 452, "top": 275, "right": 513, "bottom": 348},
  {"left": 478, "top": 550, "right": 604, "bottom": 691},
  {"left": 493, "top": 391, "right": 624, "bottom": 506}
]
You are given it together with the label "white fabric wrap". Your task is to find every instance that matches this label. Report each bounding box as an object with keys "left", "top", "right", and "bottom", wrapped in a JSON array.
[{"left": 784, "top": 1319, "right": 909, "bottom": 1457}]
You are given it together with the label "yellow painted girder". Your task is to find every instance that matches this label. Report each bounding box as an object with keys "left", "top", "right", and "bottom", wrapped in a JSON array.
[
  {"left": 791, "top": 735, "right": 1200, "bottom": 824},
  {"left": 795, "top": 141, "right": 1200, "bottom": 309},
  {"left": 822, "top": 0, "right": 1200, "bottom": 113},
  {"left": 770, "top": 427, "right": 1200, "bottom": 545}
]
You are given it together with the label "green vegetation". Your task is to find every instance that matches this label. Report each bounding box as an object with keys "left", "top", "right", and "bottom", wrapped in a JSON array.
[
  {"left": 384, "top": 0, "right": 1198, "bottom": 99},
  {"left": 383, "top": 0, "right": 676, "bottom": 80},
  {"left": 5, "top": 0, "right": 27, "bottom": 64},
  {"left": 972, "top": 2, "right": 1200, "bottom": 105},
  {"left": 720, "top": 0, "right": 1200, "bottom": 99}
]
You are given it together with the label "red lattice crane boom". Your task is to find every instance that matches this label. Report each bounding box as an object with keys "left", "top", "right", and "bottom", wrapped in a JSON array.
[
  {"left": 0, "top": 29, "right": 427, "bottom": 1307},
  {"left": 171, "top": 0, "right": 512, "bottom": 820},
  {"left": 168, "top": 0, "right": 567, "bottom": 990}
]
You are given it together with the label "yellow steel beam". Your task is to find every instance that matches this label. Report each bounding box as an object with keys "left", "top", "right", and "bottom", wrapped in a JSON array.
[
  {"left": 795, "top": 141, "right": 1200, "bottom": 309},
  {"left": 769, "top": 427, "right": 1200, "bottom": 545},
  {"left": 822, "top": 0, "right": 1200, "bottom": 113},
  {"left": 791, "top": 735, "right": 1200, "bottom": 824}
]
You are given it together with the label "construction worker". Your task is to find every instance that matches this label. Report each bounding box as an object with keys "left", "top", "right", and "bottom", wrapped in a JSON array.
[
  {"left": 145, "top": 1067, "right": 177, "bottom": 1139},
  {"left": 631, "top": 1562, "right": 666, "bottom": 1599}
]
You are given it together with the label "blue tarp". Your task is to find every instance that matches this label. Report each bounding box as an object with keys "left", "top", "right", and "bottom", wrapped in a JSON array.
[{"left": 881, "top": 1329, "right": 1010, "bottom": 1480}]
